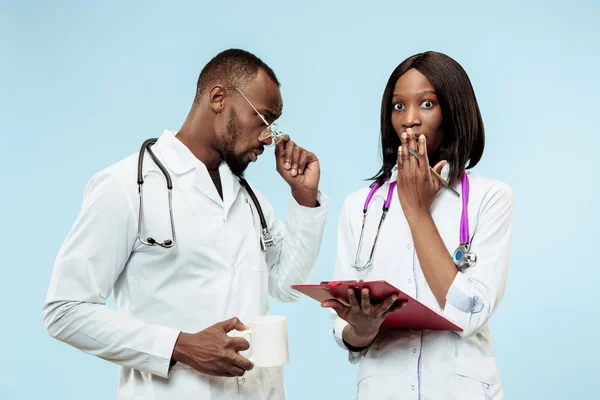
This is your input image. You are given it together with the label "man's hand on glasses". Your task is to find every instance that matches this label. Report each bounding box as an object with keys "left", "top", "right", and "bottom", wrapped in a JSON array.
[{"left": 274, "top": 135, "right": 320, "bottom": 208}]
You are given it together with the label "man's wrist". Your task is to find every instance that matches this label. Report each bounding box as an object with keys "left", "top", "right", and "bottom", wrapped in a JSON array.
[
  {"left": 170, "top": 331, "right": 185, "bottom": 368},
  {"left": 171, "top": 332, "right": 189, "bottom": 364},
  {"left": 291, "top": 188, "right": 319, "bottom": 207}
]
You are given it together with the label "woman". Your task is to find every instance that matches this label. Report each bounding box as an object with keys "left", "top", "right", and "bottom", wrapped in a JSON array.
[{"left": 322, "top": 51, "right": 515, "bottom": 399}]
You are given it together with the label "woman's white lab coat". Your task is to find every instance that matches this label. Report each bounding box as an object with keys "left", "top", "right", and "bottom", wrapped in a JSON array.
[{"left": 330, "top": 164, "right": 514, "bottom": 400}]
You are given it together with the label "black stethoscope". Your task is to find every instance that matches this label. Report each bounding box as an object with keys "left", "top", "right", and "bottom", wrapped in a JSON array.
[{"left": 136, "top": 138, "right": 275, "bottom": 251}]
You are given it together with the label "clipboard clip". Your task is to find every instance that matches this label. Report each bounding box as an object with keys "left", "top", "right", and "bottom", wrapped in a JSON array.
[{"left": 319, "top": 280, "right": 364, "bottom": 286}]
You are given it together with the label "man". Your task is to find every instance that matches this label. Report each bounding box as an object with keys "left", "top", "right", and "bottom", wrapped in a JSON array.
[{"left": 43, "top": 49, "right": 328, "bottom": 399}]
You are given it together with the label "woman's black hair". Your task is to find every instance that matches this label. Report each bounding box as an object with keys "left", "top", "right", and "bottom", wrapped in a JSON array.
[{"left": 371, "top": 51, "right": 485, "bottom": 187}]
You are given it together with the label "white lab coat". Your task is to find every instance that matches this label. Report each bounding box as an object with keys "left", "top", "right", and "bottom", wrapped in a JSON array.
[
  {"left": 43, "top": 130, "right": 329, "bottom": 400},
  {"left": 330, "top": 164, "right": 514, "bottom": 400}
]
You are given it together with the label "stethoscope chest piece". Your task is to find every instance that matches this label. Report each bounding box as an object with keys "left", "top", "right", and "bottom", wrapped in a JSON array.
[
  {"left": 453, "top": 242, "right": 477, "bottom": 271},
  {"left": 260, "top": 228, "right": 275, "bottom": 251}
]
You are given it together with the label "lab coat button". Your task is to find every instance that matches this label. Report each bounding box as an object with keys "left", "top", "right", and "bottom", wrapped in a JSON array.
[
  {"left": 412, "top": 348, "right": 417, "bottom": 353},
  {"left": 411, "top": 385, "right": 415, "bottom": 390},
  {"left": 407, "top": 244, "right": 412, "bottom": 249}
]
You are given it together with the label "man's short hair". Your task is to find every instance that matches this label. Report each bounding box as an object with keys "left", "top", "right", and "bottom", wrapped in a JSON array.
[{"left": 195, "top": 48, "right": 280, "bottom": 102}]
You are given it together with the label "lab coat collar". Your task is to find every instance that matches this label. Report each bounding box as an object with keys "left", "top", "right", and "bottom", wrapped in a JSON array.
[
  {"left": 153, "top": 130, "right": 197, "bottom": 175},
  {"left": 154, "top": 130, "right": 241, "bottom": 208}
]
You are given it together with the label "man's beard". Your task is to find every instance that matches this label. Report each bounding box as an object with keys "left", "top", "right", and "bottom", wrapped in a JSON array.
[
  {"left": 221, "top": 110, "right": 262, "bottom": 177},
  {"left": 221, "top": 110, "right": 248, "bottom": 177}
]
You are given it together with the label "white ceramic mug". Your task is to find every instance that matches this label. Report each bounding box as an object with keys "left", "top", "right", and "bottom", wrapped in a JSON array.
[{"left": 240, "top": 315, "right": 289, "bottom": 368}]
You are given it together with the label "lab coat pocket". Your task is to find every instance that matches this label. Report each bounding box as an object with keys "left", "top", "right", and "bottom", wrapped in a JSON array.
[
  {"left": 251, "top": 255, "right": 268, "bottom": 272},
  {"left": 248, "top": 228, "right": 269, "bottom": 314},
  {"left": 355, "top": 366, "right": 376, "bottom": 400},
  {"left": 151, "top": 365, "right": 212, "bottom": 400},
  {"left": 455, "top": 357, "right": 501, "bottom": 399},
  {"left": 263, "top": 367, "right": 285, "bottom": 400},
  {"left": 251, "top": 226, "right": 269, "bottom": 272}
]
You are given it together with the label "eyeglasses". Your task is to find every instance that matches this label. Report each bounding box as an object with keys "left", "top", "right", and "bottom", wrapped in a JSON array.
[{"left": 235, "top": 88, "right": 285, "bottom": 147}]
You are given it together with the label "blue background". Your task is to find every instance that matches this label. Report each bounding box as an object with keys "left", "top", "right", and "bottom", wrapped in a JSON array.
[{"left": 1, "top": 1, "right": 598, "bottom": 398}]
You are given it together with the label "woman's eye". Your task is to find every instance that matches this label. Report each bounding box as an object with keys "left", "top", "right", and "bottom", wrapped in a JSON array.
[
  {"left": 393, "top": 103, "right": 405, "bottom": 111},
  {"left": 421, "top": 101, "right": 433, "bottom": 108}
]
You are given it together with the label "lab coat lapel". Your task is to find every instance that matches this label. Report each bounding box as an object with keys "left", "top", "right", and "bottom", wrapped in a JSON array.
[
  {"left": 194, "top": 163, "right": 224, "bottom": 207},
  {"left": 153, "top": 130, "right": 225, "bottom": 207},
  {"left": 219, "top": 163, "right": 243, "bottom": 216}
]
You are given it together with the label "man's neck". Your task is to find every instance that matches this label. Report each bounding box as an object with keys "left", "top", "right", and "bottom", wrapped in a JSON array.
[
  {"left": 206, "top": 167, "right": 223, "bottom": 200},
  {"left": 176, "top": 115, "right": 225, "bottom": 199},
  {"left": 176, "top": 112, "right": 222, "bottom": 170}
]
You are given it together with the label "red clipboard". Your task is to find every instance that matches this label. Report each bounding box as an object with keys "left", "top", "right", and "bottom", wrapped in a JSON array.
[{"left": 291, "top": 280, "right": 462, "bottom": 331}]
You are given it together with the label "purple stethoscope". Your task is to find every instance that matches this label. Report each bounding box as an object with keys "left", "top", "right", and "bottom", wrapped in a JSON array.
[{"left": 351, "top": 172, "right": 477, "bottom": 272}]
